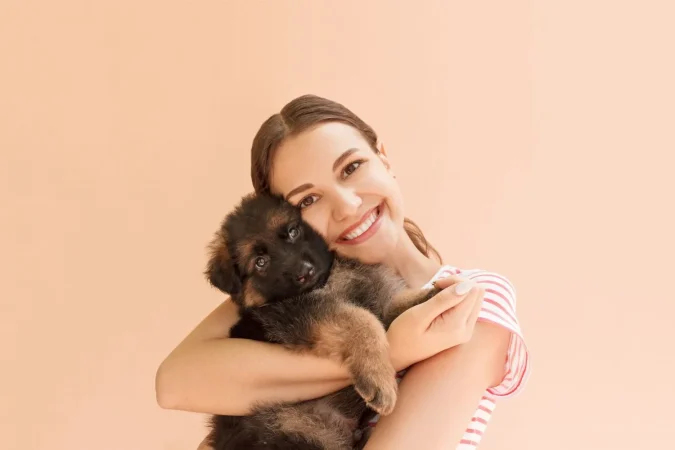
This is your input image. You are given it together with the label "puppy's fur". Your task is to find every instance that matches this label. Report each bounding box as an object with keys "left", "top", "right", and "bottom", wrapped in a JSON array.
[{"left": 203, "top": 193, "right": 439, "bottom": 450}]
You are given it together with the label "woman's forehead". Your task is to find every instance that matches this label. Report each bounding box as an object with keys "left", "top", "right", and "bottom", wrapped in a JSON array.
[
  {"left": 270, "top": 122, "right": 371, "bottom": 192},
  {"left": 285, "top": 122, "right": 369, "bottom": 155}
]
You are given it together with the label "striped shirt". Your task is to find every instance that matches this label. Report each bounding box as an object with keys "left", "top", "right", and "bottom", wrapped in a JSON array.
[{"left": 366, "top": 265, "right": 530, "bottom": 449}]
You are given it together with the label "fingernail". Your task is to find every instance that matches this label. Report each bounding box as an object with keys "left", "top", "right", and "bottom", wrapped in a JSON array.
[{"left": 454, "top": 281, "right": 474, "bottom": 295}]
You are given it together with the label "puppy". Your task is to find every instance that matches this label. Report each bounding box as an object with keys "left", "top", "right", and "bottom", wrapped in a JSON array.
[{"left": 203, "top": 193, "right": 439, "bottom": 450}]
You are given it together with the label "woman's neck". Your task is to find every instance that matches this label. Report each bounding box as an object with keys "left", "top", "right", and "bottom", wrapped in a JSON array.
[{"left": 388, "top": 232, "right": 443, "bottom": 288}]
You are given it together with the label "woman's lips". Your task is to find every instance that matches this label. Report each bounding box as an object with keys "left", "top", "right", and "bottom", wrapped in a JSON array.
[{"left": 337, "top": 203, "right": 384, "bottom": 245}]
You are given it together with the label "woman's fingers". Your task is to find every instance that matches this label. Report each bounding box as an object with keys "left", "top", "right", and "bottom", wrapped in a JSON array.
[
  {"left": 428, "top": 283, "right": 484, "bottom": 343},
  {"left": 385, "top": 278, "right": 487, "bottom": 367},
  {"left": 456, "top": 285, "right": 484, "bottom": 340},
  {"left": 431, "top": 275, "right": 463, "bottom": 290},
  {"left": 454, "top": 283, "right": 484, "bottom": 322},
  {"left": 417, "top": 277, "right": 478, "bottom": 324},
  {"left": 467, "top": 285, "right": 484, "bottom": 326}
]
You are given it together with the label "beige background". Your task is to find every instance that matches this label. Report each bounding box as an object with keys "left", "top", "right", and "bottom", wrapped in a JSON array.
[{"left": 2, "top": 1, "right": 673, "bottom": 449}]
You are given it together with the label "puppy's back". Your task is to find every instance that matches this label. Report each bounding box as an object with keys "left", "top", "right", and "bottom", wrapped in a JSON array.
[{"left": 326, "top": 257, "right": 407, "bottom": 322}]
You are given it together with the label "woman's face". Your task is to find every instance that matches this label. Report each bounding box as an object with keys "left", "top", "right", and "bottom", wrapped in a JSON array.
[{"left": 270, "top": 122, "right": 406, "bottom": 265}]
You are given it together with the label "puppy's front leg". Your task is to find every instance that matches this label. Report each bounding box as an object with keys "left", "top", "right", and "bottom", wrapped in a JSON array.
[
  {"left": 257, "top": 302, "right": 398, "bottom": 414},
  {"left": 312, "top": 303, "right": 398, "bottom": 416},
  {"left": 383, "top": 284, "right": 442, "bottom": 328}
]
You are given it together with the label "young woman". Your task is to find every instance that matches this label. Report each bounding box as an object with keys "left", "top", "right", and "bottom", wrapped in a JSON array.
[{"left": 155, "top": 95, "right": 530, "bottom": 449}]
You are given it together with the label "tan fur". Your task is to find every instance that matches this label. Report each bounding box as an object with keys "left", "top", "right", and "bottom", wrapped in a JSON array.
[
  {"left": 385, "top": 285, "right": 440, "bottom": 325},
  {"left": 267, "top": 208, "right": 295, "bottom": 230},
  {"left": 235, "top": 239, "right": 256, "bottom": 273},
  {"left": 312, "top": 303, "right": 398, "bottom": 415},
  {"left": 272, "top": 407, "right": 353, "bottom": 450},
  {"left": 312, "top": 304, "right": 387, "bottom": 360},
  {"left": 242, "top": 278, "right": 265, "bottom": 308}
]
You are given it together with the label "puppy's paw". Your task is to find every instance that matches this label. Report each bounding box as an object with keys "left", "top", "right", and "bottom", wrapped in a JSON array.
[
  {"left": 425, "top": 283, "right": 443, "bottom": 300},
  {"left": 353, "top": 367, "right": 398, "bottom": 416}
]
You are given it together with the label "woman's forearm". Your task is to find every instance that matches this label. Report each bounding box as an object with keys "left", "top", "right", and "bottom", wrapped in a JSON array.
[
  {"left": 155, "top": 299, "right": 354, "bottom": 415},
  {"left": 363, "top": 322, "right": 510, "bottom": 449},
  {"left": 155, "top": 336, "right": 353, "bottom": 415},
  {"left": 155, "top": 296, "right": 422, "bottom": 417}
]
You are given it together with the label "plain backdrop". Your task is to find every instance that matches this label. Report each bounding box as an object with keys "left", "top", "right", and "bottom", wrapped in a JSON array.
[{"left": 2, "top": 1, "right": 673, "bottom": 449}]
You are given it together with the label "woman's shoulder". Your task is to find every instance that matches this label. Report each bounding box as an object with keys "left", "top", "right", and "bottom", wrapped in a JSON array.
[
  {"left": 427, "top": 264, "right": 516, "bottom": 293},
  {"left": 435, "top": 264, "right": 530, "bottom": 398}
]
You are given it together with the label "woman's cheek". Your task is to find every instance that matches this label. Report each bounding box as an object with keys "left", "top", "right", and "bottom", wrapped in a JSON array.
[{"left": 302, "top": 207, "right": 332, "bottom": 241}]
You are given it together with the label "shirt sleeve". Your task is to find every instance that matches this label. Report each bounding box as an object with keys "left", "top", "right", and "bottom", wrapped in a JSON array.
[{"left": 461, "top": 269, "right": 531, "bottom": 398}]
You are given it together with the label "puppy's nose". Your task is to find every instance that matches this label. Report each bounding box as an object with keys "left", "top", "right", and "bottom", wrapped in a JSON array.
[{"left": 296, "top": 261, "right": 316, "bottom": 284}]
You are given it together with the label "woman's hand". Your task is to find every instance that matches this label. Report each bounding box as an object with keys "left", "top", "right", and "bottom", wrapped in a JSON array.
[{"left": 387, "top": 276, "right": 485, "bottom": 371}]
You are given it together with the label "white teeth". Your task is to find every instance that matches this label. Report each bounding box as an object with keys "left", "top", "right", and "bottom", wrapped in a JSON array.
[{"left": 344, "top": 209, "right": 379, "bottom": 241}]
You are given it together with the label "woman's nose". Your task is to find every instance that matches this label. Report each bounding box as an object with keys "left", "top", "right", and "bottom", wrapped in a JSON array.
[{"left": 331, "top": 188, "right": 362, "bottom": 222}]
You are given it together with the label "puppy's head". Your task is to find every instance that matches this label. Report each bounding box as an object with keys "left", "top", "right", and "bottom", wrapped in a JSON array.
[{"left": 205, "top": 193, "right": 334, "bottom": 309}]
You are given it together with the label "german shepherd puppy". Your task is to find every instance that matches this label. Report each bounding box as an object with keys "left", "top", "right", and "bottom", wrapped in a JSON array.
[{"left": 203, "top": 193, "right": 440, "bottom": 450}]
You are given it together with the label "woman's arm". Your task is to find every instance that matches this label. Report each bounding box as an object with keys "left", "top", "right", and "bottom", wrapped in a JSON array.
[
  {"left": 364, "top": 321, "right": 511, "bottom": 449},
  {"left": 155, "top": 298, "right": 353, "bottom": 415},
  {"left": 155, "top": 275, "right": 498, "bottom": 417},
  {"left": 365, "top": 269, "right": 529, "bottom": 449}
]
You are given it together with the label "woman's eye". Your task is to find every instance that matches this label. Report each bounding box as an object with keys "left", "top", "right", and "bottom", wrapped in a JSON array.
[
  {"left": 342, "top": 160, "right": 363, "bottom": 178},
  {"left": 299, "top": 195, "right": 319, "bottom": 209},
  {"left": 255, "top": 257, "right": 267, "bottom": 268},
  {"left": 288, "top": 227, "right": 299, "bottom": 239}
]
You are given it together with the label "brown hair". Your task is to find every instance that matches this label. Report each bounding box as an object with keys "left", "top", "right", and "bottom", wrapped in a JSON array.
[{"left": 250, "top": 94, "right": 442, "bottom": 263}]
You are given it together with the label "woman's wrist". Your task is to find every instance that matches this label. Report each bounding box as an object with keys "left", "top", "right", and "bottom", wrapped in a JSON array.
[{"left": 387, "top": 331, "right": 415, "bottom": 372}]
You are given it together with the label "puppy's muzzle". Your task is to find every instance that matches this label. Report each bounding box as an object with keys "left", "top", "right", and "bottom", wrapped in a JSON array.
[{"left": 295, "top": 261, "right": 316, "bottom": 285}]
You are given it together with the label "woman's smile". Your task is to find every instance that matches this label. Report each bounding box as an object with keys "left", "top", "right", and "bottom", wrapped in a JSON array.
[{"left": 337, "top": 202, "right": 385, "bottom": 245}]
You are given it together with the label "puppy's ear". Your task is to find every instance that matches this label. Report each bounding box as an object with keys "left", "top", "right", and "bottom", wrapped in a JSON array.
[{"left": 205, "top": 230, "right": 242, "bottom": 295}]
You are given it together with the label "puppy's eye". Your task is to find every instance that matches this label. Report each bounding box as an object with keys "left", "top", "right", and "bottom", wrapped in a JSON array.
[
  {"left": 255, "top": 257, "right": 267, "bottom": 269},
  {"left": 288, "top": 226, "right": 299, "bottom": 239}
]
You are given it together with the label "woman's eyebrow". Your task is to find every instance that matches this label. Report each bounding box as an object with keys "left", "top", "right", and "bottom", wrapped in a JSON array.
[
  {"left": 284, "top": 148, "right": 360, "bottom": 201},
  {"left": 332, "top": 148, "right": 359, "bottom": 172},
  {"left": 285, "top": 183, "right": 314, "bottom": 201}
]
